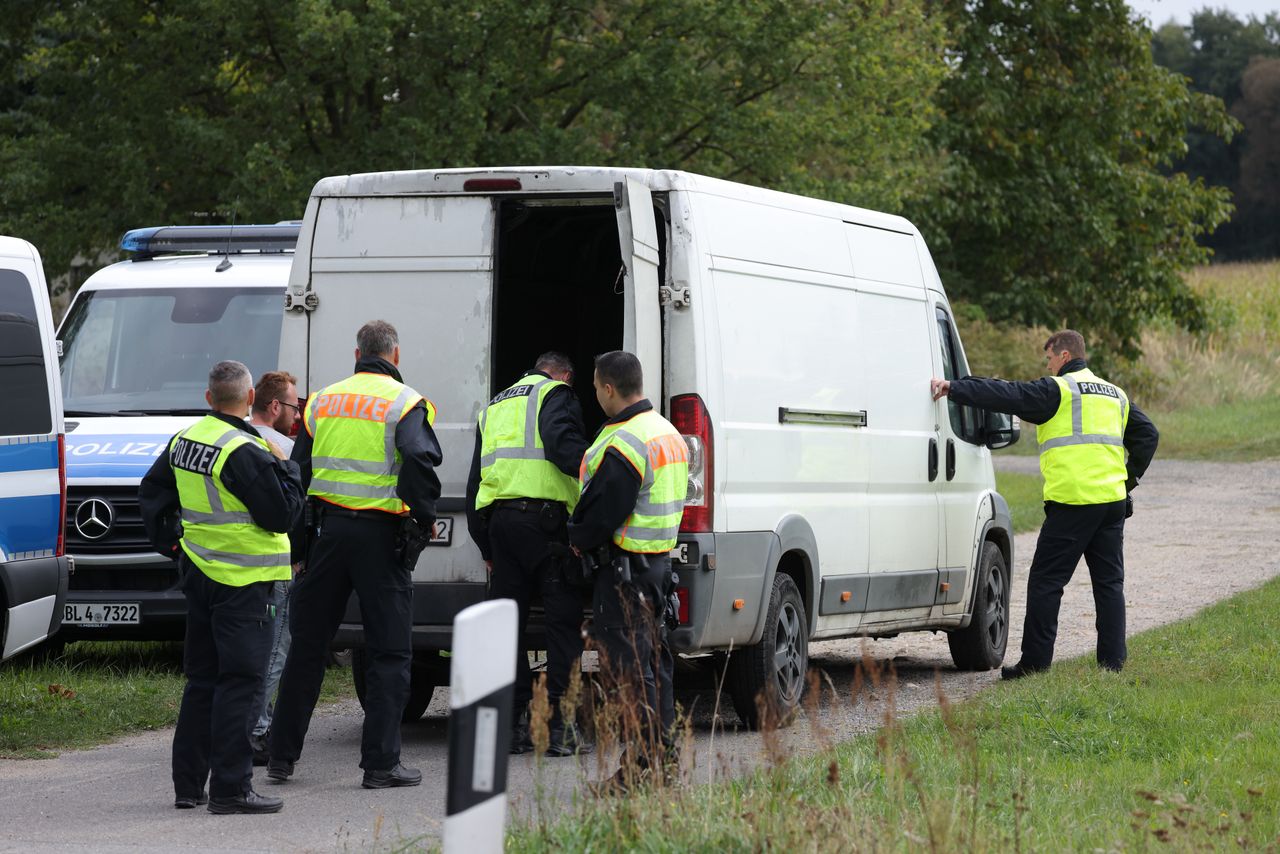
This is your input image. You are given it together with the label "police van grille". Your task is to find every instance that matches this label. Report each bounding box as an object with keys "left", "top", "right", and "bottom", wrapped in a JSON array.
[{"left": 65, "top": 486, "right": 154, "bottom": 555}]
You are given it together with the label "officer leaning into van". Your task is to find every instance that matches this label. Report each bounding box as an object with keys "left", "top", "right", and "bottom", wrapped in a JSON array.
[
  {"left": 465, "top": 351, "right": 592, "bottom": 757},
  {"left": 930, "top": 329, "right": 1158, "bottom": 679},
  {"left": 568, "top": 351, "right": 688, "bottom": 794},
  {"left": 268, "top": 320, "right": 442, "bottom": 790},
  {"left": 139, "top": 360, "right": 304, "bottom": 815}
]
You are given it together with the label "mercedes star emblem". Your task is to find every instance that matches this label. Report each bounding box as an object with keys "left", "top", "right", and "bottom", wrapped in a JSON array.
[{"left": 75, "top": 497, "right": 115, "bottom": 541}]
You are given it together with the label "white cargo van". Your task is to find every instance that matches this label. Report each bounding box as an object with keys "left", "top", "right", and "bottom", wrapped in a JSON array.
[
  {"left": 281, "top": 167, "right": 1018, "bottom": 726},
  {"left": 54, "top": 225, "right": 297, "bottom": 642},
  {"left": 0, "top": 236, "right": 70, "bottom": 660}
]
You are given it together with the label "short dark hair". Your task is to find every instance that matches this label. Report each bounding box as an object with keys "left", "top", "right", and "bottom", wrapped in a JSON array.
[
  {"left": 356, "top": 320, "right": 398, "bottom": 358},
  {"left": 1044, "top": 329, "right": 1087, "bottom": 361},
  {"left": 534, "top": 351, "right": 574, "bottom": 376},
  {"left": 252, "top": 370, "right": 298, "bottom": 414},
  {"left": 208, "top": 360, "right": 252, "bottom": 408},
  {"left": 594, "top": 350, "right": 643, "bottom": 397}
]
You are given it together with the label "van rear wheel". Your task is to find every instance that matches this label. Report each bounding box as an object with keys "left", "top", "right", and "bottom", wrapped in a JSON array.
[
  {"left": 947, "top": 541, "right": 1010, "bottom": 670},
  {"left": 351, "top": 648, "right": 441, "bottom": 722},
  {"left": 728, "top": 573, "right": 808, "bottom": 730}
]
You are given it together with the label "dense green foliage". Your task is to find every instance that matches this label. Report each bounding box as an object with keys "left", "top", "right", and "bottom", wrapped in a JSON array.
[
  {"left": 0, "top": 0, "right": 943, "bottom": 278},
  {"left": 1152, "top": 10, "right": 1280, "bottom": 261},
  {"left": 915, "top": 0, "right": 1235, "bottom": 360},
  {"left": 0, "top": 0, "right": 1241, "bottom": 356}
]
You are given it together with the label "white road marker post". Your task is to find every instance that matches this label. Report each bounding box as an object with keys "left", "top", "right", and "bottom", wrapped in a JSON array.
[{"left": 443, "top": 599, "right": 518, "bottom": 854}]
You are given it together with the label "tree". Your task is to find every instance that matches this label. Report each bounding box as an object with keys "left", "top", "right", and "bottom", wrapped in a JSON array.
[
  {"left": 914, "top": 0, "right": 1236, "bottom": 360},
  {"left": 1231, "top": 57, "right": 1280, "bottom": 258},
  {"left": 0, "top": 0, "right": 945, "bottom": 286},
  {"left": 1150, "top": 10, "right": 1280, "bottom": 261}
]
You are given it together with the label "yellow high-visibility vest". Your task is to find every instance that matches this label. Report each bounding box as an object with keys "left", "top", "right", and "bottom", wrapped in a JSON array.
[
  {"left": 475, "top": 375, "right": 581, "bottom": 511},
  {"left": 170, "top": 415, "right": 291, "bottom": 586},
  {"left": 580, "top": 409, "right": 689, "bottom": 553},
  {"left": 1036, "top": 368, "right": 1129, "bottom": 505},
  {"left": 304, "top": 372, "right": 433, "bottom": 514}
]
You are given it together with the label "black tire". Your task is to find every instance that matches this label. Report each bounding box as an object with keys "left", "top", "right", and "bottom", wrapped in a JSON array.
[
  {"left": 728, "top": 573, "right": 808, "bottom": 730},
  {"left": 350, "top": 648, "right": 441, "bottom": 722},
  {"left": 948, "top": 541, "right": 1011, "bottom": 671}
]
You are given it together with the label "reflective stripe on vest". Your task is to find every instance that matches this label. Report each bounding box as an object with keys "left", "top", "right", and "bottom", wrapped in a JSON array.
[
  {"left": 475, "top": 376, "right": 581, "bottom": 511},
  {"left": 1036, "top": 368, "right": 1130, "bottom": 505},
  {"left": 580, "top": 409, "right": 689, "bottom": 553},
  {"left": 170, "top": 415, "right": 291, "bottom": 586},
  {"left": 304, "top": 372, "right": 431, "bottom": 514}
]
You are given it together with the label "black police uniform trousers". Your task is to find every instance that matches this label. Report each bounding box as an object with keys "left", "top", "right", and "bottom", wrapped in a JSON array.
[
  {"left": 270, "top": 512, "right": 412, "bottom": 771},
  {"left": 591, "top": 550, "right": 675, "bottom": 763},
  {"left": 1021, "top": 498, "right": 1128, "bottom": 671},
  {"left": 172, "top": 558, "right": 274, "bottom": 801},
  {"left": 486, "top": 501, "right": 584, "bottom": 722}
]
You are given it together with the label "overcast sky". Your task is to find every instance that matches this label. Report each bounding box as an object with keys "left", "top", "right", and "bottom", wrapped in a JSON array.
[{"left": 1128, "top": 0, "right": 1279, "bottom": 26}]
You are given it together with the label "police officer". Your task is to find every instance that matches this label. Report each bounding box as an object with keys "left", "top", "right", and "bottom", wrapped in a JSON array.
[
  {"left": 140, "top": 360, "right": 304, "bottom": 814},
  {"left": 930, "top": 329, "right": 1159, "bottom": 678},
  {"left": 465, "top": 352, "right": 591, "bottom": 756},
  {"left": 568, "top": 351, "right": 688, "bottom": 792},
  {"left": 267, "top": 320, "right": 442, "bottom": 789}
]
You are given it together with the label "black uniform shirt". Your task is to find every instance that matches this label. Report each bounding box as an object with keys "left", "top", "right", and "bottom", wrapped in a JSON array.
[
  {"left": 567, "top": 399, "right": 653, "bottom": 553},
  {"left": 464, "top": 370, "right": 589, "bottom": 560},
  {"left": 948, "top": 358, "right": 1160, "bottom": 492},
  {"left": 138, "top": 411, "right": 306, "bottom": 558},
  {"left": 290, "top": 356, "right": 444, "bottom": 525}
]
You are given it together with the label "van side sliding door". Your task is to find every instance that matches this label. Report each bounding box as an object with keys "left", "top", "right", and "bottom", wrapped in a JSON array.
[{"left": 613, "top": 179, "right": 662, "bottom": 403}]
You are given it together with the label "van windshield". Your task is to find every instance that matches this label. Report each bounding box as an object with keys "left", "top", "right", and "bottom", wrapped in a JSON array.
[{"left": 59, "top": 287, "right": 284, "bottom": 415}]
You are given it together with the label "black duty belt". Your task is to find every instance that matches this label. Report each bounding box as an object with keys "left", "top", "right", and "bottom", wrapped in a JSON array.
[
  {"left": 491, "top": 499, "right": 565, "bottom": 514},
  {"left": 316, "top": 502, "right": 403, "bottom": 524}
]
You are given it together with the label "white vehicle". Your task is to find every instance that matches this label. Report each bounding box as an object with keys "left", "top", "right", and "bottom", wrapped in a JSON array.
[
  {"left": 281, "top": 167, "right": 1019, "bottom": 726},
  {"left": 54, "top": 225, "right": 297, "bottom": 642},
  {"left": 0, "top": 236, "right": 70, "bottom": 660}
]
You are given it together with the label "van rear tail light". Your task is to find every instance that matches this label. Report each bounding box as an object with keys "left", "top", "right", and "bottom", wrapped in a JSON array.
[
  {"left": 675, "top": 586, "right": 691, "bottom": 625},
  {"left": 463, "top": 178, "right": 522, "bottom": 192},
  {"left": 671, "top": 393, "right": 712, "bottom": 533},
  {"left": 56, "top": 433, "right": 67, "bottom": 557}
]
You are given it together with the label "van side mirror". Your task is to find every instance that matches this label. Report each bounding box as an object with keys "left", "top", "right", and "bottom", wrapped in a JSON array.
[{"left": 983, "top": 411, "right": 1020, "bottom": 450}]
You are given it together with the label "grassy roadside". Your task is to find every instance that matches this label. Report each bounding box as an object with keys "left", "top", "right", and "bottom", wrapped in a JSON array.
[
  {"left": 510, "top": 576, "right": 1280, "bottom": 851},
  {"left": 994, "top": 470, "right": 1043, "bottom": 534},
  {"left": 0, "top": 642, "right": 354, "bottom": 759}
]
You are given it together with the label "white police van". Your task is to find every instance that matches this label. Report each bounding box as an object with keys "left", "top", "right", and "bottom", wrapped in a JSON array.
[
  {"left": 1, "top": 236, "right": 70, "bottom": 660},
  {"left": 282, "top": 167, "right": 1020, "bottom": 726},
  {"left": 54, "top": 225, "right": 297, "bottom": 642}
]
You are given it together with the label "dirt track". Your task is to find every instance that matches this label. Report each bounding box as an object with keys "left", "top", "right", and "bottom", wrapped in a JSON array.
[{"left": 2, "top": 456, "right": 1277, "bottom": 851}]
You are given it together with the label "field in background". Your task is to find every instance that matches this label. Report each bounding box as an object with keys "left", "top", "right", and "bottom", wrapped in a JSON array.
[{"left": 961, "top": 260, "right": 1280, "bottom": 462}]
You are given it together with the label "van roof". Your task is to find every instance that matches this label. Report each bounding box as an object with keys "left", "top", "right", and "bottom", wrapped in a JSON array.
[
  {"left": 79, "top": 252, "right": 293, "bottom": 293},
  {"left": 0, "top": 235, "right": 38, "bottom": 263},
  {"left": 310, "top": 166, "right": 918, "bottom": 235}
]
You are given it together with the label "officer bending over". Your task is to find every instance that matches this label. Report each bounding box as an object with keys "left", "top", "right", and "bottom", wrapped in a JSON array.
[
  {"left": 568, "top": 350, "right": 688, "bottom": 793},
  {"left": 931, "top": 329, "right": 1158, "bottom": 678},
  {"left": 268, "top": 320, "right": 442, "bottom": 789},
  {"left": 466, "top": 351, "right": 591, "bottom": 757},
  {"left": 140, "top": 360, "right": 304, "bottom": 814}
]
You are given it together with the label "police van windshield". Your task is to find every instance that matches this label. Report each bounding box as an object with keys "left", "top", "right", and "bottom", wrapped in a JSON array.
[{"left": 59, "top": 287, "right": 284, "bottom": 415}]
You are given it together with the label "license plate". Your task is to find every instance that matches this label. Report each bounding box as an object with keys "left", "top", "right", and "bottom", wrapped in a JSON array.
[
  {"left": 64, "top": 603, "right": 140, "bottom": 625},
  {"left": 429, "top": 516, "right": 453, "bottom": 547}
]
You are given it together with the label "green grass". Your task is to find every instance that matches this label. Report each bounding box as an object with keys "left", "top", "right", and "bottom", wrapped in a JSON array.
[
  {"left": 1150, "top": 395, "right": 1280, "bottom": 461},
  {"left": 0, "top": 641, "right": 354, "bottom": 758},
  {"left": 510, "top": 577, "right": 1280, "bottom": 852},
  {"left": 994, "top": 470, "right": 1044, "bottom": 534}
]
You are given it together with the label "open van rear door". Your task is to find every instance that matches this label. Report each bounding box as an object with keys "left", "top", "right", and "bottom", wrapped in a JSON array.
[{"left": 614, "top": 179, "right": 662, "bottom": 403}]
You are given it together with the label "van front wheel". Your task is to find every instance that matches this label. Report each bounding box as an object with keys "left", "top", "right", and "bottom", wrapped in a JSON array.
[
  {"left": 947, "top": 541, "right": 1010, "bottom": 671},
  {"left": 728, "top": 573, "right": 808, "bottom": 730}
]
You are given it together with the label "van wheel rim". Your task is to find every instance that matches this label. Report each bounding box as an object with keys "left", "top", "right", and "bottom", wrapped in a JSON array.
[
  {"left": 985, "top": 563, "right": 1007, "bottom": 647},
  {"left": 773, "top": 601, "right": 805, "bottom": 703}
]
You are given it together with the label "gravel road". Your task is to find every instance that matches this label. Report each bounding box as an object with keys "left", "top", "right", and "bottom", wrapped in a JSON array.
[{"left": 2, "top": 456, "right": 1277, "bottom": 852}]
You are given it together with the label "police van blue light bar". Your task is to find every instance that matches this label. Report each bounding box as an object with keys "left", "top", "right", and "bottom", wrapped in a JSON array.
[{"left": 120, "top": 224, "right": 301, "bottom": 259}]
